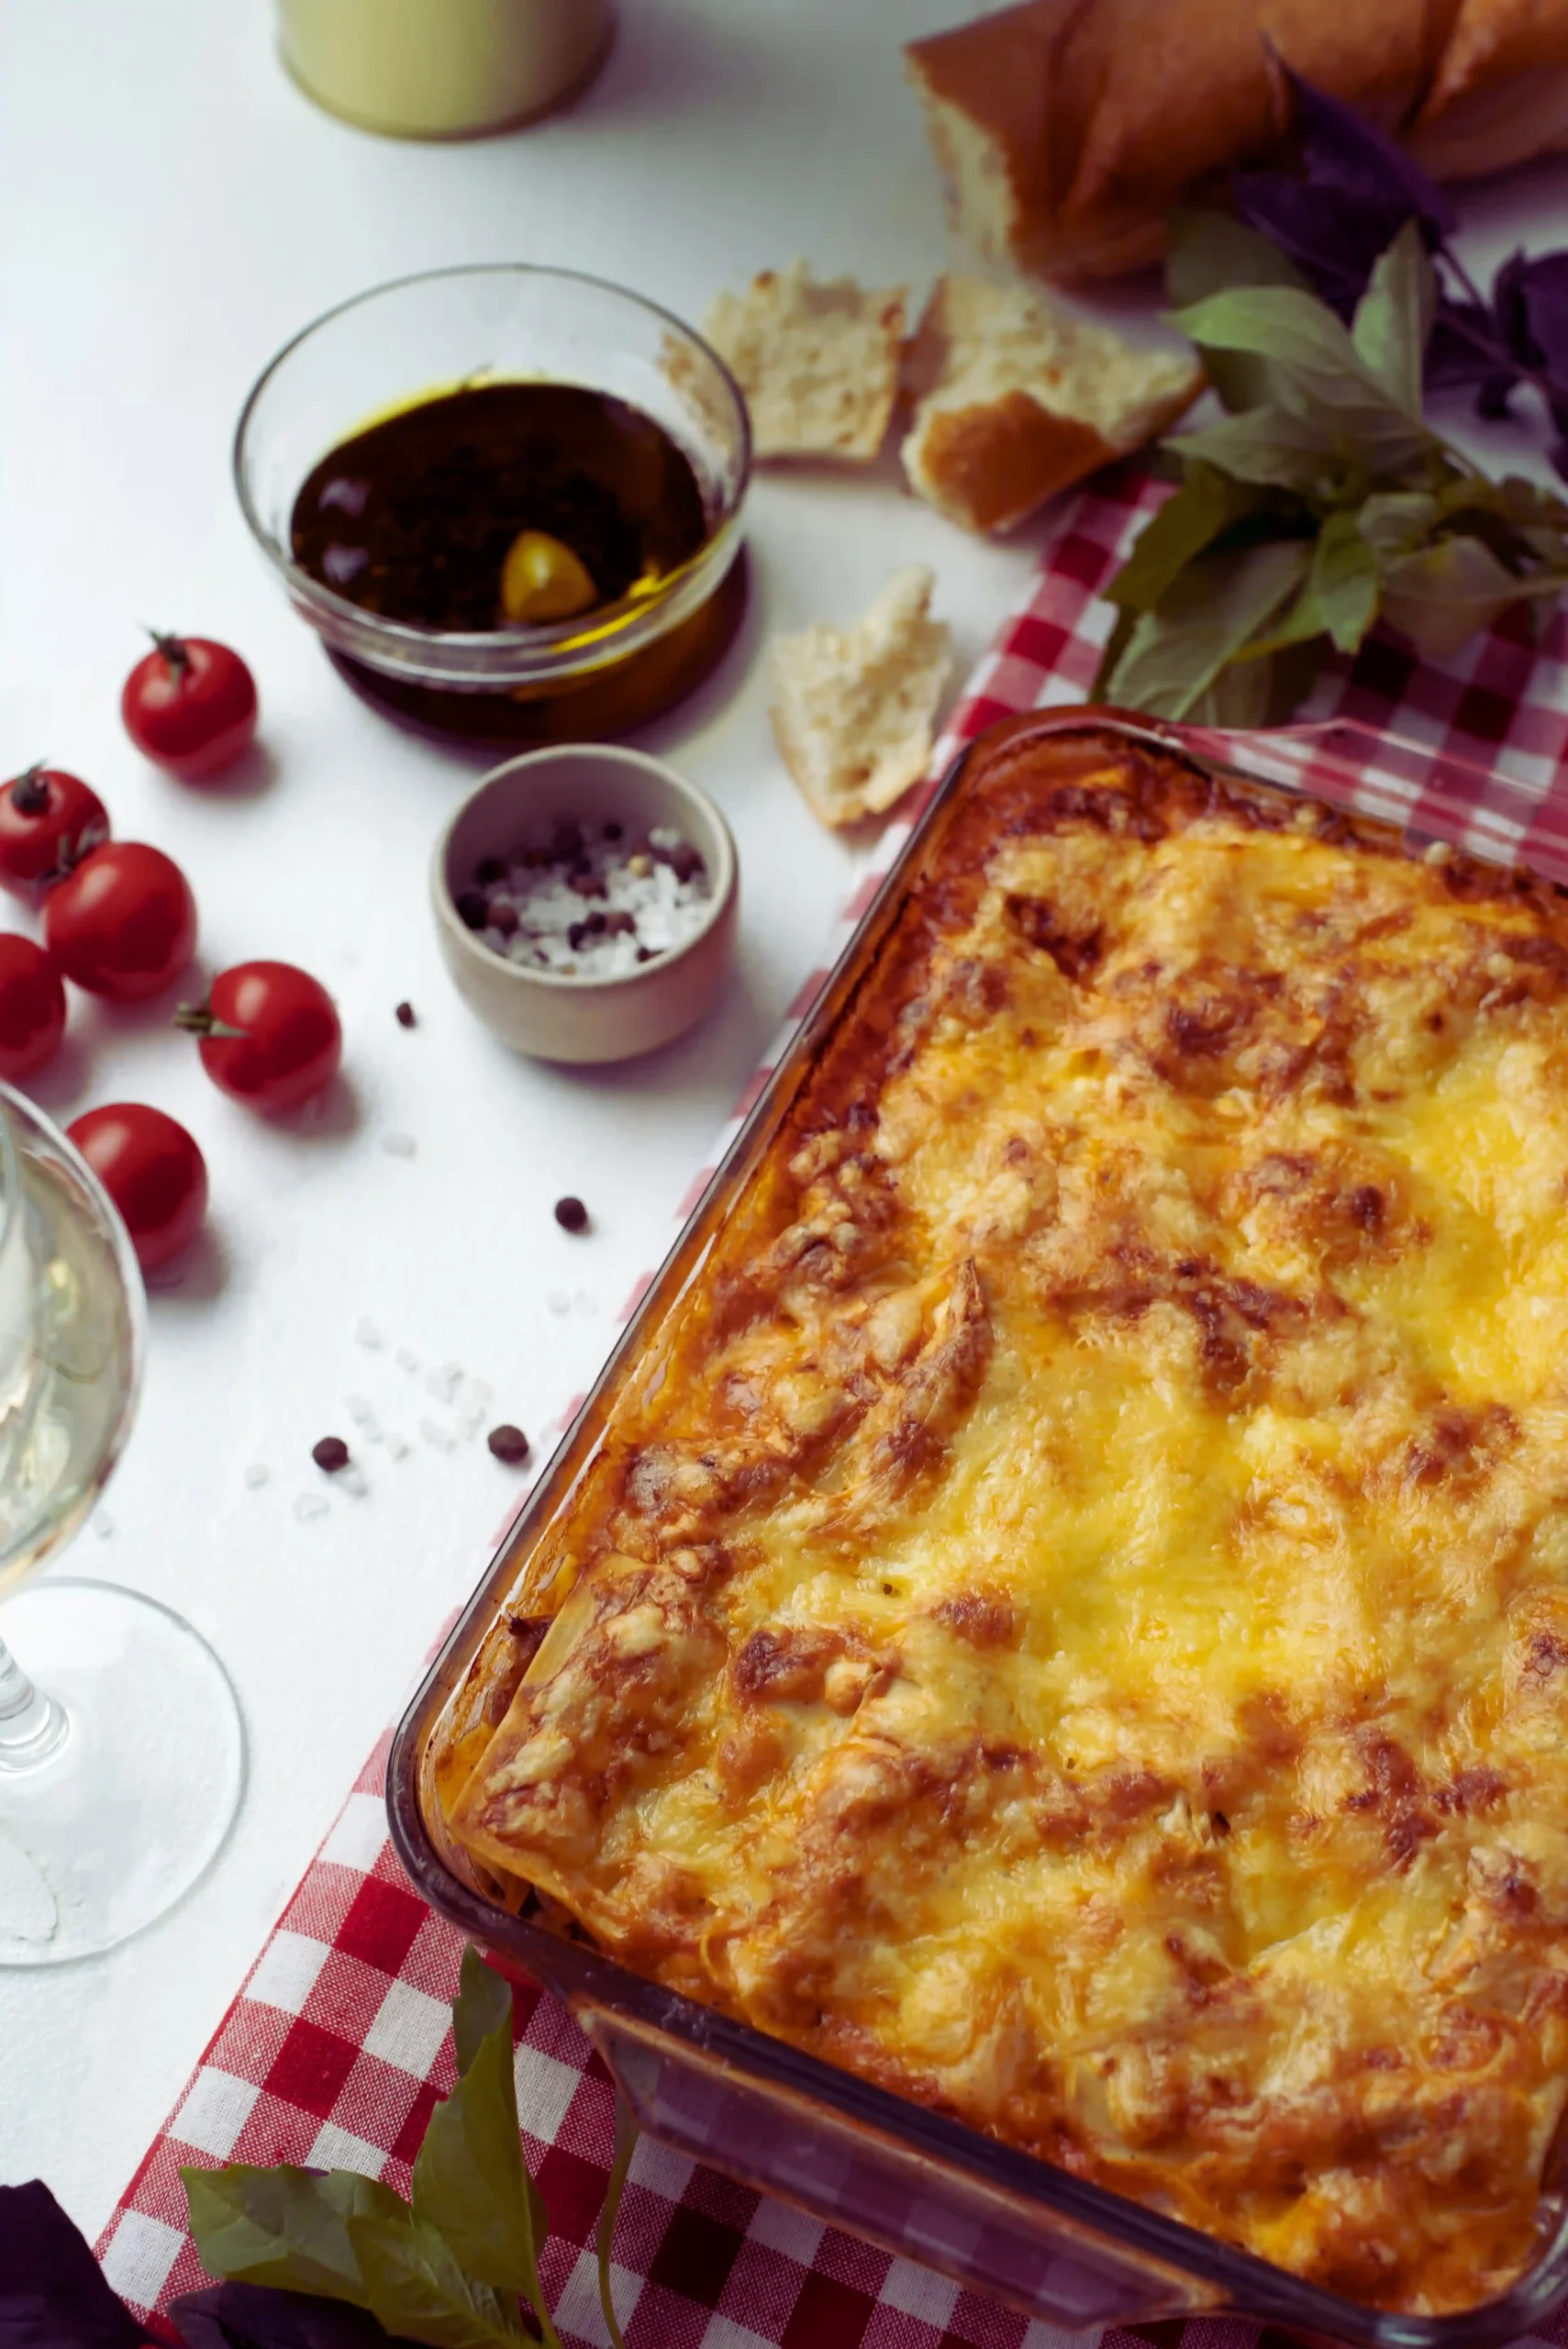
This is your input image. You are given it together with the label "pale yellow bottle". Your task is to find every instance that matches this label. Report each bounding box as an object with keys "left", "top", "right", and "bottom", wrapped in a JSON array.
[{"left": 278, "top": 0, "right": 613, "bottom": 139}]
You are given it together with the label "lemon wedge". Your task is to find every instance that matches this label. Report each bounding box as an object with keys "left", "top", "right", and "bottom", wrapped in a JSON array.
[{"left": 499, "top": 530, "right": 598, "bottom": 625}]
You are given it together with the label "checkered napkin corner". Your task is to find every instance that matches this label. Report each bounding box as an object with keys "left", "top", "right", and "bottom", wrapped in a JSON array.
[{"left": 97, "top": 462, "right": 1568, "bottom": 2349}]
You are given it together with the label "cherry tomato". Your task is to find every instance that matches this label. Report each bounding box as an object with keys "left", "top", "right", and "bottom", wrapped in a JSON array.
[
  {"left": 121, "top": 632, "right": 259, "bottom": 783},
  {"left": 183, "top": 960, "right": 341, "bottom": 1112},
  {"left": 43, "top": 842, "right": 196, "bottom": 1003},
  {"left": 0, "top": 938, "right": 66, "bottom": 1080},
  {"left": 0, "top": 764, "right": 109, "bottom": 901},
  {"left": 66, "top": 1104, "right": 207, "bottom": 1272}
]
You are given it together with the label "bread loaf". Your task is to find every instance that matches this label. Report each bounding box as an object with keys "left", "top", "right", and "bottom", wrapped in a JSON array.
[
  {"left": 906, "top": 0, "right": 1568, "bottom": 284},
  {"left": 901, "top": 273, "right": 1204, "bottom": 533}
]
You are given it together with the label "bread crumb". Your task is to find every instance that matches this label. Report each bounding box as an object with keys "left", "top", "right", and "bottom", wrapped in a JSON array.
[
  {"left": 770, "top": 566, "right": 952, "bottom": 829},
  {"left": 901, "top": 273, "right": 1203, "bottom": 534},
  {"left": 704, "top": 262, "right": 906, "bottom": 462}
]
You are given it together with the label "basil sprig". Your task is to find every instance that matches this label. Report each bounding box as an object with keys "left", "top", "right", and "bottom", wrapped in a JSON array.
[
  {"left": 1095, "top": 215, "right": 1568, "bottom": 724},
  {"left": 183, "top": 1946, "right": 635, "bottom": 2349}
]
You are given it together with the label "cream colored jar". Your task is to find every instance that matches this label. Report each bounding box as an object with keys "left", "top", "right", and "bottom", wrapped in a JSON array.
[{"left": 278, "top": 0, "right": 612, "bottom": 139}]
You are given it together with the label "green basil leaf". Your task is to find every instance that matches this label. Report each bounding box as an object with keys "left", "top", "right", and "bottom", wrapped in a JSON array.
[
  {"left": 1165, "top": 212, "right": 1308, "bottom": 409},
  {"left": 597, "top": 2103, "right": 639, "bottom": 2349},
  {"left": 1351, "top": 222, "right": 1434, "bottom": 417},
  {"left": 1171, "top": 406, "right": 1338, "bottom": 495},
  {"left": 1167, "top": 284, "right": 1429, "bottom": 473},
  {"left": 412, "top": 2033, "right": 551, "bottom": 2311},
  {"left": 1380, "top": 536, "right": 1568, "bottom": 662},
  {"left": 452, "top": 1944, "right": 513, "bottom": 2079},
  {"left": 1103, "top": 537, "right": 1313, "bottom": 720},
  {"left": 346, "top": 2210, "right": 524, "bottom": 2349},
  {"left": 1090, "top": 603, "right": 1139, "bottom": 705},
  {"left": 183, "top": 2165, "right": 402, "bottom": 2307},
  {"left": 1358, "top": 490, "right": 1440, "bottom": 560},
  {"left": 1102, "top": 463, "right": 1276, "bottom": 615},
  {"left": 1166, "top": 208, "right": 1311, "bottom": 307},
  {"left": 1247, "top": 510, "right": 1380, "bottom": 658}
]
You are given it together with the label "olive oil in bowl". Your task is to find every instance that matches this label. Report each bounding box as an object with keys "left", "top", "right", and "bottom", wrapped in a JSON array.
[{"left": 291, "top": 381, "right": 710, "bottom": 637}]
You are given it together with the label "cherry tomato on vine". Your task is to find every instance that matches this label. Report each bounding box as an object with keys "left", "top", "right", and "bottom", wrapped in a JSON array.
[
  {"left": 121, "top": 632, "right": 258, "bottom": 782},
  {"left": 44, "top": 842, "right": 196, "bottom": 1003},
  {"left": 0, "top": 938, "right": 66, "bottom": 1080},
  {"left": 0, "top": 763, "right": 109, "bottom": 900},
  {"left": 180, "top": 960, "right": 341, "bottom": 1112},
  {"left": 67, "top": 1104, "right": 207, "bottom": 1272}
]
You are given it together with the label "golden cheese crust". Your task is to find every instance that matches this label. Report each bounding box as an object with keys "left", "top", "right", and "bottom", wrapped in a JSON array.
[{"left": 446, "top": 725, "right": 1568, "bottom": 2316}]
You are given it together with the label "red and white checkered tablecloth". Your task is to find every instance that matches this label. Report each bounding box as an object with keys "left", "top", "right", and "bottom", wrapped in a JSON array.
[{"left": 98, "top": 463, "right": 1568, "bottom": 2349}]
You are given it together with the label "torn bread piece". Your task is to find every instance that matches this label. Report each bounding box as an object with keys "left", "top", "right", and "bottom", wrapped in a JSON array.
[
  {"left": 901, "top": 273, "right": 1203, "bottom": 534},
  {"left": 770, "top": 566, "right": 952, "bottom": 829},
  {"left": 703, "top": 262, "right": 907, "bottom": 462}
]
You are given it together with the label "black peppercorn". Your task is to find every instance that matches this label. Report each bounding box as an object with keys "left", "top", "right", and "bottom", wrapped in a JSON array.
[
  {"left": 312, "top": 1436, "right": 350, "bottom": 1473},
  {"left": 554, "top": 1196, "right": 588, "bottom": 1233},
  {"left": 455, "top": 889, "right": 488, "bottom": 930},
  {"left": 395, "top": 1001, "right": 416, "bottom": 1028},
  {"left": 488, "top": 1423, "right": 531, "bottom": 1464}
]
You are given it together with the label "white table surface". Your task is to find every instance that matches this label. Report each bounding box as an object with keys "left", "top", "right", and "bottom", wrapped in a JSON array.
[{"left": 3, "top": 0, "right": 1567, "bottom": 2251}]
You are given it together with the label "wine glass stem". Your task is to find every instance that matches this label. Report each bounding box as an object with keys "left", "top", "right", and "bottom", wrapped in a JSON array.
[{"left": 0, "top": 1631, "right": 66, "bottom": 1772}]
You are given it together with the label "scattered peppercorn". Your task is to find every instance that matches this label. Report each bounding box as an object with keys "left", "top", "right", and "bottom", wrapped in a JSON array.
[
  {"left": 455, "top": 888, "right": 488, "bottom": 930},
  {"left": 554, "top": 1195, "right": 588, "bottom": 1233},
  {"left": 603, "top": 820, "right": 623, "bottom": 841},
  {"left": 489, "top": 901, "right": 519, "bottom": 937},
  {"left": 476, "top": 855, "right": 506, "bottom": 885},
  {"left": 395, "top": 1001, "right": 417, "bottom": 1028},
  {"left": 312, "top": 1436, "right": 350, "bottom": 1472},
  {"left": 488, "top": 1423, "right": 531, "bottom": 1464},
  {"left": 550, "top": 820, "right": 584, "bottom": 862},
  {"left": 651, "top": 839, "right": 705, "bottom": 884}
]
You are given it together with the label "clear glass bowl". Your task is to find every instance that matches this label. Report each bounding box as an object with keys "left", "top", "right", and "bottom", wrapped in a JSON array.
[{"left": 232, "top": 264, "right": 751, "bottom": 695}]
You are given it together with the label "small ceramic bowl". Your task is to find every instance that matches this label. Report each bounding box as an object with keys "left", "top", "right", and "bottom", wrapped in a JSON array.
[{"left": 431, "top": 746, "right": 739, "bottom": 1063}]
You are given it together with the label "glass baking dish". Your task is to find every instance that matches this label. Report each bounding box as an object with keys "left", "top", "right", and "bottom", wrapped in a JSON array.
[{"left": 389, "top": 707, "right": 1568, "bottom": 2348}]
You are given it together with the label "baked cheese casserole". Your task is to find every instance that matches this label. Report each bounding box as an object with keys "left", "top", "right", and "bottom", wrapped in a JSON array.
[{"left": 443, "top": 724, "right": 1568, "bottom": 2315}]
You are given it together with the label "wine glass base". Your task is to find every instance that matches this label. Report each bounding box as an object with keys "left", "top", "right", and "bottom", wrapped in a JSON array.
[{"left": 0, "top": 1578, "right": 244, "bottom": 1965}]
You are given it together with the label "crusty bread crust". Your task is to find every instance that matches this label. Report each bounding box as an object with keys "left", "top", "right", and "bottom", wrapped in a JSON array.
[
  {"left": 906, "top": 393, "right": 1113, "bottom": 534},
  {"left": 906, "top": 0, "right": 1568, "bottom": 283},
  {"left": 899, "top": 273, "right": 1204, "bottom": 535}
]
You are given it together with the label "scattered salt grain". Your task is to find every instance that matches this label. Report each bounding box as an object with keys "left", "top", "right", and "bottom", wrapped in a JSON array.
[
  {"left": 244, "top": 1464, "right": 270, "bottom": 1490},
  {"left": 573, "top": 1290, "right": 599, "bottom": 1316},
  {"left": 546, "top": 1289, "right": 571, "bottom": 1316},
  {"left": 355, "top": 1318, "right": 384, "bottom": 1350},
  {"left": 294, "top": 1493, "right": 328, "bottom": 1522},
  {"left": 384, "top": 1431, "right": 412, "bottom": 1461},
  {"left": 337, "top": 1464, "right": 369, "bottom": 1498},
  {"left": 381, "top": 1132, "right": 417, "bottom": 1159},
  {"left": 93, "top": 1512, "right": 113, "bottom": 1540},
  {"left": 346, "top": 1395, "right": 375, "bottom": 1426},
  {"left": 419, "top": 1417, "right": 456, "bottom": 1453},
  {"left": 461, "top": 815, "right": 713, "bottom": 979},
  {"left": 424, "top": 1364, "right": 462, "bottom": 1405},
  {"left": 395, "top": 1348, "right": 419, "bottom": 1375}
]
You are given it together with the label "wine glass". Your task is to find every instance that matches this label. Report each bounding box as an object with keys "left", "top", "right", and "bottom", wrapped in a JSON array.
[{"left": 0, "top": 1085, "right": 243, "bottom": 1965}]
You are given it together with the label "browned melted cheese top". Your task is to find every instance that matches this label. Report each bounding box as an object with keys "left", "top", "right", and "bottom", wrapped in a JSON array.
[{"left": 447, "top": 730, "right": 1568, "bottom": 2316}]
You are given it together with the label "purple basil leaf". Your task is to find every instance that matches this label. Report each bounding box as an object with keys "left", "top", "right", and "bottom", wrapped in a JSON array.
[
  {"left": 1516, "top": 250, "right": 1568, "bottom": 378},
  {"left": 1230, "top": 172, "right": 1396, "bottom": 315},
  {"left": 1426, "top": 302, "right": 1508, "bottom": 392},
  {"left": 1493, "top": 250, "right": 1540, "bottom": 367},
  {"left": 0, "top": 2182, "right": 148, "bottom": 2349},
  {"left": 167, "top": 2283, "right": 417, "bottom": 2349},
  {"left": 1286, "top": 69, "right": 1456, "bottom": 239}
]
